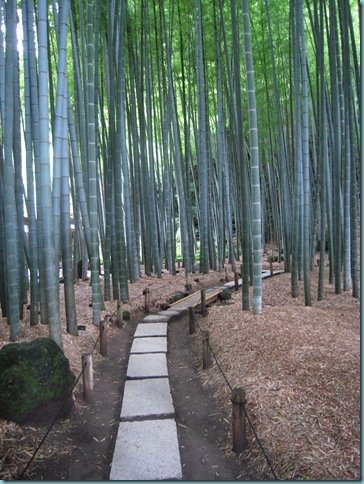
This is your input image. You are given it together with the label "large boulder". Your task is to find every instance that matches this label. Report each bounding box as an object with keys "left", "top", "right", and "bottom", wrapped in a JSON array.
[{"left": 0, "top": 338, "right": 75, "bottom": 423}]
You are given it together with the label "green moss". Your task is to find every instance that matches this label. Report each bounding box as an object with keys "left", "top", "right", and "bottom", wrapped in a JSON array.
[{"left": 0, "top": 338, "right": 75, "bottom": 423}]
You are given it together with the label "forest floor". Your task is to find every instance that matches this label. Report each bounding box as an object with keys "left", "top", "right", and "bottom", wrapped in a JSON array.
[{"left": 0, "top": 250, "right": 360, "bottom": 480}]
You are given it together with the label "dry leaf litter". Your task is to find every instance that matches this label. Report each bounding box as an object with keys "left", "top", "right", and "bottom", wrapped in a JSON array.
[
  {"left": 0, "top": 255, "right": 360, "bottom": 480},
  {"left": 195, "top": 257, "right": 359, "bottom": 480}
]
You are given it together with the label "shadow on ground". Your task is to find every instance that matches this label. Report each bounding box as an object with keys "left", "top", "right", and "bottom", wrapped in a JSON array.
[{"left": 168, "top": 313, "right": 247, "bottom": 480}]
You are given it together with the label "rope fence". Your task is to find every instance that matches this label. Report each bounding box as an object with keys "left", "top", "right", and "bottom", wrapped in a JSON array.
[
  {"left": 17, "top": 331, "right": 102, "bottom": 480},
  {"left": 104, "top": 270, "right": 190, "bottom": 323},
  {"left": 18, "top": 270, "right": 255, "bottom": 479},
  {"left": 16, "top": 271, "right": 189, "bottom": 479},
  {"left": 191, "top": 299, "right": 279, "bottom": 480}
]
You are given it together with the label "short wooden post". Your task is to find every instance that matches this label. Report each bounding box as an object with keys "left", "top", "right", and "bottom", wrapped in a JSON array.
[
  {"left": 225, "top": 266, "right": 229, "bottom": 282},
  {"left": 270, "top": 259, "right": 273, "bottom": 276},
  {"left": 234, "top": 270, "right": 239, "bottom": 291},
  {"left": 231, "top": 388, "right": 247, "bottom": 453},
  {"left": 82, "top": 353, "right": 94, "bottom": 403},
  {"left": 143, "top": 288, "right": 150, "bottom": 313},
  {"left": 100, "top": 319, "right": 108, "bottom": 357},
  {"left": 188, "top": 307, "right": 196, "bottom": 334},
  {"left": 202, "top": 330, "right": 211, "bottom": 369},
  {"left": 200, "top": 289, "right": 207, "bottom": 316},
  {"left": 115, "top": 300, "right": 123, "bottom": 327}
]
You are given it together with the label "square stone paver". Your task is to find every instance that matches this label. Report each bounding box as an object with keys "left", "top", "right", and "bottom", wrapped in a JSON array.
[
  {"left": 126, "top": 353, "right": 168, "bottom": 379},
  {"left": 157, "top": 309, "right": 181, "bottom": 320},
  {"left": 120, "top": 378, "right": 174, "bottom": 420},
  {"left": 109, "top": 419, "right": 182, "bottom": 480},
  {"left": 130, "top": 337, "right": 167, "bottom": 354},
  {"left": 134, "top": 322, "right": 167, "bottom": 338},
  {"left": 143, "top": 314, "right": 170, "bottom": 323},
  {"left": 168, "top": 305, "right": 189, "bottom": 315}
]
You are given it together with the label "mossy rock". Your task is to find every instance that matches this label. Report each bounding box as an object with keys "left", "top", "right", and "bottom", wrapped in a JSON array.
[
  {"left": 167, "top": 291, "right": 186, "bottom": 304},
  {"left": 159, "top": 303, "right": 171, "bottom": 311},
  {"left": 268, "top": 255, "right": 284, "bottom": 263},
  {"left": 218, "top": 289, "right": 232, "bottom": 301},
  {"left": 122, "top": 310, "right": 131, "bottom": 321},
  {"left": 0, "top": 338, "right": 75, "bottom": 424}
]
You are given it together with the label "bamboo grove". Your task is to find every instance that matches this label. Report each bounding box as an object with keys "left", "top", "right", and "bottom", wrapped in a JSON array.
[{"left": 0, "top": 0, "right": 359, "bottom": 348}]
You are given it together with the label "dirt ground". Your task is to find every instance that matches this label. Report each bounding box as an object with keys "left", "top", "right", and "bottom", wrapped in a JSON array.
[{"left": 0, "top": 253, "right": 360, "bottom": 480}]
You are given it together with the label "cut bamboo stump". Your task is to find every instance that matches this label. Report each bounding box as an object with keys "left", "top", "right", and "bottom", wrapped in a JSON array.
[
  {"left": 100, "top": 320, "right": 108, "bottom": 357},
  {"left": 231, "top": 388, "right": 247, "bottom": 453},
  {"left": 234, "top": 271, "right": 239, "bottom": 291},
  {"left": 200, "top": 289, "right": 207, "bottom": 316},
  {"left": 116, "top": 300, "right": 123, "bottom": 328},
  {"left": 202, "top": 330, "right": 211, "bottom": 369},
  {"left": 82, "top": 353, "right": 94, "bottom": 403},
  {"left": 143, "top": 288, "right": 150, "bottom": 313},
  {"left": 188, "top": 307, "right": 196, "bottom": 334}
]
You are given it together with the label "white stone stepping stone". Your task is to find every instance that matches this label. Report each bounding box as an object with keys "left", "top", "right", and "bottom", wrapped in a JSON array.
[
  {"left": 168, "top": 305, "right": 189, "bottom": 314},
  {"left": 134, "top": 322, "right": 167, "bottom": 338},
  {"left": 126, "top": 353, "right": 168, "bottom": 379},
  {"left": 224, "top": 278, "right": 242, "bottom": 288},
  {"left": 130, "top": 337, "right": 167, "bottom": 354},
  {"left": 143, "top": 314, "right": 170, "bottom": 323},
  {"left": 109, "top": 419, "right": 182, "bottom": 480},
  {"left": 120, "top": 378, "right": 174, "bottom": 420},
  {"left": 157, "top": 309, "right": 181, "bottom": 319}
]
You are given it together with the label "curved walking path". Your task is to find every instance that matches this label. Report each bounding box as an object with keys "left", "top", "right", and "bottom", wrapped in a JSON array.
[{"left": 109, "top": 270, "right": 283, "bottom": 480}]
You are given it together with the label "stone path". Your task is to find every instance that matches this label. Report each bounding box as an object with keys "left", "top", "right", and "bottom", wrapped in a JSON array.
[
  {"left": 109, "top": 269, "right": 284, "bottom": 480},
  {"left": 109, "top": 308, "right": 182, "bottom": 481}
]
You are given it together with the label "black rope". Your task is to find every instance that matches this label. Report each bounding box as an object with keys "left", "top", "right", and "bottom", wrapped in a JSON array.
[
  {"left": 242, "top": 401, "right": 279, "bottom": 480},
  {"left": 17, "top": 331, "right": 101, "bottom": 480},
  {"left": 91, "top": 332, "right": 101, "bottom": 352},
  {"left": 194, "top": 313, "right": 279, "bottom": 480},
  {"left": 195, "top": 317, "right": 233, "bottom": 392},
  {"left": 18, "top": 272, "right": 189, "bottom": 478},
  {"left": 107, "top": 272, "right": 188, "bottom": 310}
]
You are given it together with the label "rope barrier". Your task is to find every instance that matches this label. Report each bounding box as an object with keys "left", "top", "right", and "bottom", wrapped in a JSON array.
[
  {"left": 17, "top": 331, "right": 101, "bottom": 480},
  {"left": 194, "top": 314, "right": 279, "bottom": 480},
  {"left": 17, "top": 270, "right": 186, "bottom": 478},
  {"left": 106, "top": 271, "right": 188, "bottom": 318},
  {"left": 17, "top": 271, "right": 219, "bottom": 479}
]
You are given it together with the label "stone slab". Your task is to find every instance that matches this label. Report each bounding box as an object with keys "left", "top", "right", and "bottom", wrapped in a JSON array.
[
  {"left": 157, "top": 309, "right": 181, "bottom": 320},
  {"left": 143, "top": 314, "right": 170, "bottom": 323},
  {"left": 120, "top": 378, "right": 174, "bottom": 420},
  {"left": 224, "top": 279, "right": 242, "bottom": 288},
  {"left": 130, "top": 337, "right": 167, "bottom": 354},
  {"left": 134, "top": 322, "right": 167, "bottom": 338},
  {"left": 126, "top": 353, "right": 168, "bottom": 379},
  {"left": 166, "top": 305, "right": 189, "bottom": 315},
  {"left": 223, "top": 271, "right": 283, "bottom": 288},
  {"left": 109, "top": 419, "right": 182, "bottom": 480}
]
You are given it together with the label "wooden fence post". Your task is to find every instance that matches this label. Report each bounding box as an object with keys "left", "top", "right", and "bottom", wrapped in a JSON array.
[
  {"left": 189, "top": 307, "right": 196, "bottom": 334},
  {"left": 115, "top": 300, "right": 123, "bottom": 328},
  {"left": 234, "top": 270, "right": 239, "bottom": 291},
  {"left": 202, "top": 330, "right": 211, "bottom": 369},
  {"left": 82, "top": 353, "right": 94, "bottom": 403},
  {"left": 200, "top": 289, "right": 207, "bottom": 316},
  {"left": 100, "top": 319, "right": 108, "bottom": 357},
  {"left": 270, "top": 259, "right": 273, "bottom": 276},
  {"left": 143, "top": 288, "right": 150, "bottom": 313},
  {"left": 231, "top": 388, "right": 247, "bottom": 453}
]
